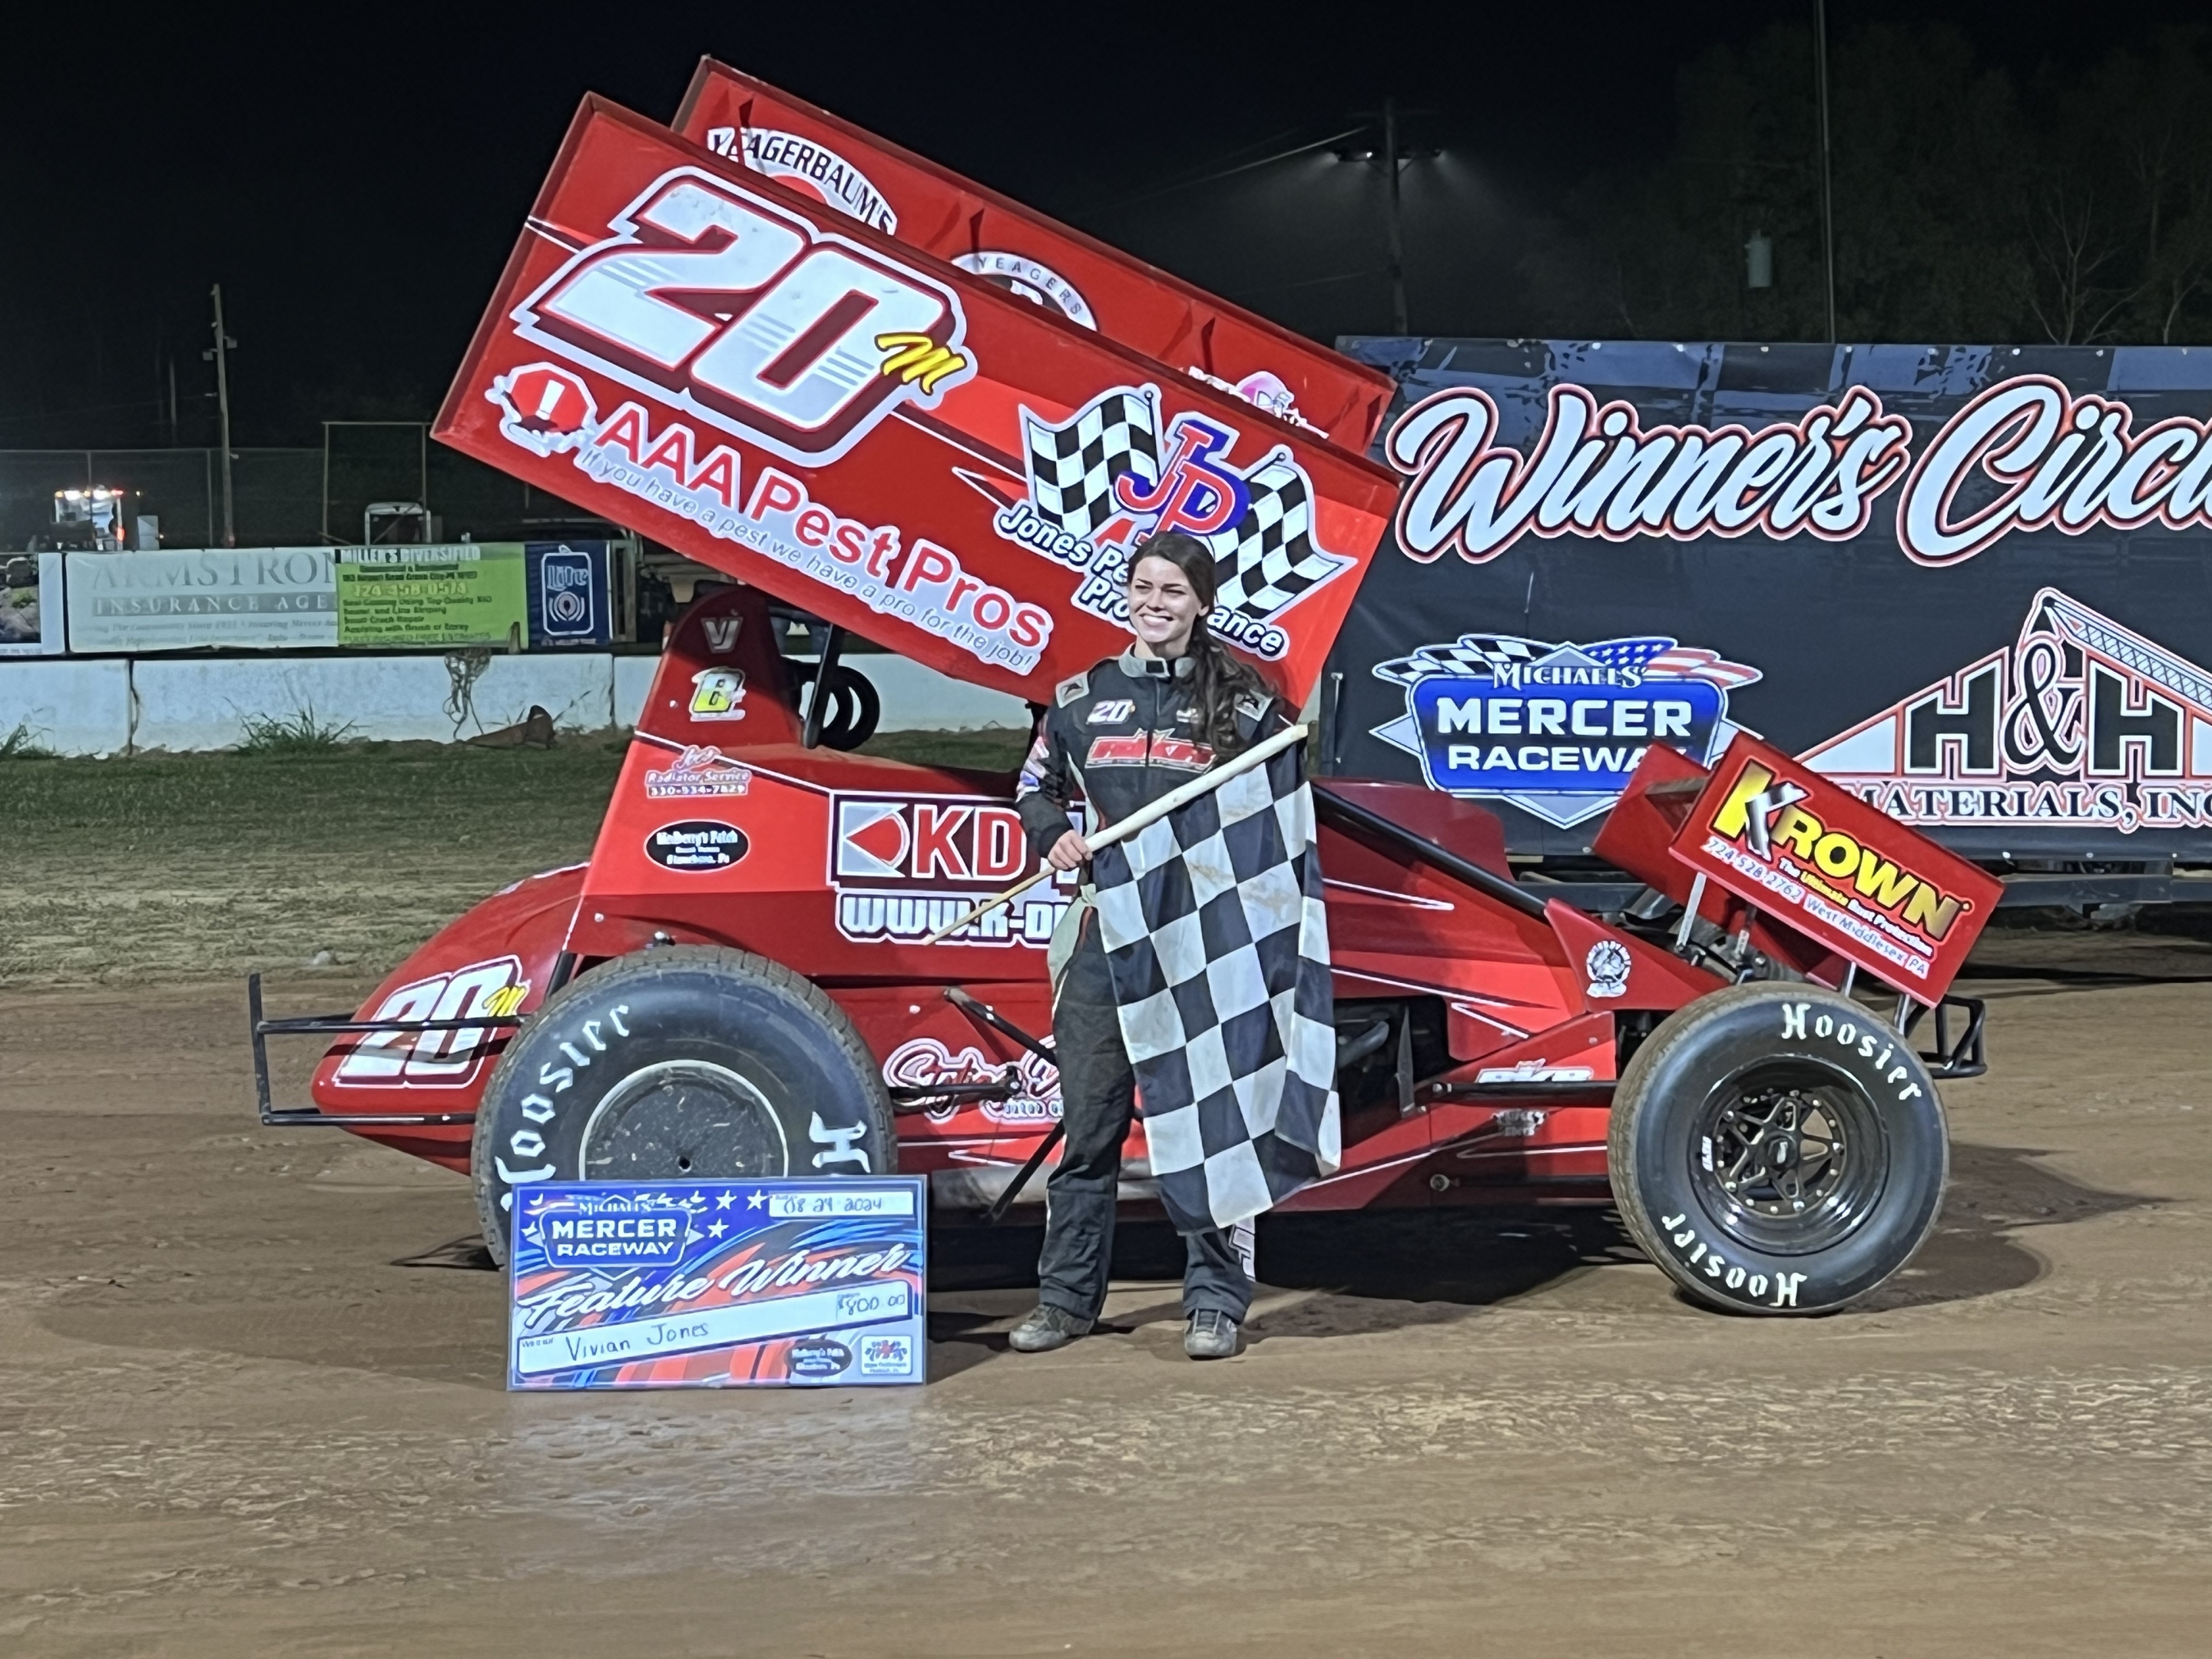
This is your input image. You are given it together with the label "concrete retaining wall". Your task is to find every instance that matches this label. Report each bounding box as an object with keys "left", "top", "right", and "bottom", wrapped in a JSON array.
[{"left": 1, "top": 650, "right": 1028, "bottom": 755}]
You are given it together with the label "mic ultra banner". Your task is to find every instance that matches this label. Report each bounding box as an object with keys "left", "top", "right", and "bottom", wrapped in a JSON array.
[{"left": 436, "top": 97, "right": 1397, "bottom": 707}]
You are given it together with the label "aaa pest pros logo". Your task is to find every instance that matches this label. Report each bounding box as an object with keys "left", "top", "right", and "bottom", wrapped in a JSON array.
[
  {"left": 832, "top": 793, "right": 1065, "bottom": 946},
  {"left": 332, "top": 956, "right": 528, "bottom": 1088},
  {"left": 510, "top": 167, "right": 972, "bottom": 467}
]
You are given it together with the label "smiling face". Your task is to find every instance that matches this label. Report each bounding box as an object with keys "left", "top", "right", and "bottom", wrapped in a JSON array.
[{"left": 1126, "top": 554, "right": 1206, "bottom": 657}]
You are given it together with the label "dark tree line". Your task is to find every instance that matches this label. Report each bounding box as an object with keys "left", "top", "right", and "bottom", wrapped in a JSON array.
[{"left": 1523, "top": 21, "right": 2212, "bottom": 345}]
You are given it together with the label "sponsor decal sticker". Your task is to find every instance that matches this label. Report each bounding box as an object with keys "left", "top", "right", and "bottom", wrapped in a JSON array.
[
  {"left": 509, "top": 167, "right": 967, "bottom": 469},
  {"left": 644, "top": 745, "right": 754, "bottom": 800},
  {"left": 704, "top": 124, "right": 898, "bottom": 233},
  {"left": 689, "top": 667, "right": 747, "bottom": 720},
  {"left": 831, "top": 793, "right": 1072, "bottom": 946},
  {"left": 1584, "top": 939, "right": 1631, "bottom": 1000},
  {"left": 1676, "top": 738, "right": 1999, "bottom": 995},
  {"left": 1805, "top": 587, "right": 2212, "bottom": 834},
  {"left": 953, "top": 250, "right": 1095, "bottom": 328},
  {"left": 645, "top": 820, "right": 750, "bottom": 873},
  {"left": 882, "top": 1036, "right": 1061, "bottom": 1124},
  {"left": 962, "top": 382, "right": 1353, "bottom": 661},
  {"left": 1373, "top": 631, "right": 1759, "bottom": 826}
]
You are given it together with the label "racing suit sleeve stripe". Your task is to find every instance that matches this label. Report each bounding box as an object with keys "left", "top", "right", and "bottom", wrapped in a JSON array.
[{"left": 1015, "top": 706, "right": 1075, "bottom": 859}]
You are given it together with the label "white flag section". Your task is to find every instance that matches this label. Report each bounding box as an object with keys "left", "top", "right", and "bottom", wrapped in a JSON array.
[{"left": 1091, "top": 740, "right": 1340, "bottom": 1233}]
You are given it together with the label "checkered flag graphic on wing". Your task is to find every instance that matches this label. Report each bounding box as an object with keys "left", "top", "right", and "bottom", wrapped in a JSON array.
[
  {"left": 1022, "top": 388, "right": 1162, "bottom": 539},
  {"left": 1200, "top": 452, "right": 1353, "bottom": 624},
  {"left": 1090, "top": 740, "right": 1340, "bottom": 1233}
]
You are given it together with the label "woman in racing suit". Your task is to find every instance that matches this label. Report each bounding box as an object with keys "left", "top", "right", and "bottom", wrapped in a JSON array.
[{"left": 1007, "top": 530, "right": 1285, "bottom": 1361}]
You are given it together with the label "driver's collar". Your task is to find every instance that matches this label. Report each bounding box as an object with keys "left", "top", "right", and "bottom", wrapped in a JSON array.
[{"left": 1118, "top": 646, "right": 1195, "bottom": 681}]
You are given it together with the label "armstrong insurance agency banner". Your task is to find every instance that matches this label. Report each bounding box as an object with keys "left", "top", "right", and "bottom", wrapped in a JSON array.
[{"left": 1330, "top": 339, "right": 2212, "bottom": 865}]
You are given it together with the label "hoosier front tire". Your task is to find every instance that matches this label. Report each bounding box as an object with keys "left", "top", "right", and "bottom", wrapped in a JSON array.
[
  {"left": 1608, "top": 983, "right": 1948, "bottom": 1316},
  {"left": 470, "top": 946, "right": 896, "bottom": 1264}
]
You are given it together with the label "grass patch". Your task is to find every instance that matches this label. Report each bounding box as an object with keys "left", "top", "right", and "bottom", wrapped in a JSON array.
[
  {"left": 1, "top": 722, "right": 55, "bottom": 760},
  {"left": 0, "top": 740, "right": 628, "bottom": 988},
  {"left": 0, "top": 729, "right": 1024, "bottom": 988},
  {"left": 235, "top": 707, "right": 360, "bottom": 755}
]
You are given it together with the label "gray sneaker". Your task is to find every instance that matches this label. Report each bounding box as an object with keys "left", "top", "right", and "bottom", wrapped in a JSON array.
[
  {"left": 1008, "top": 1303, "right": 1094, "bottom": 1353},
  {"left": 1184, "top": 1309, "right": 1240, "bottom": 1359}
]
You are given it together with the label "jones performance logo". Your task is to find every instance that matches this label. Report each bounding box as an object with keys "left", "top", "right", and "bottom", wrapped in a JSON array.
[
  {"left": 831, "top": 793, "right": 1071, "bottom": 946},
  {"left": 1804, "top": 588, "right": 2212, "bottom": 833},
  {"left": 509, "top": 166, "right": 969, "bottom": 467},
  {"left": 1386, "top": 384, "right": 1913, "bottom": 564},
  {"left": 962, "top": 382, "right": 1354, "bottom": 661},
  {"left": 1373, "top": 633, "right": 1760, "bottom": 827},
  {"left": 332, "top": 955, "right": 528, "bottom": 1088}
]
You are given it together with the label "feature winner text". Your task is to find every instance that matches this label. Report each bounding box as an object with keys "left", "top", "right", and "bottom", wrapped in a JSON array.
[{"left": 577, "top": 402, "right": 1051, "bottom": 672}]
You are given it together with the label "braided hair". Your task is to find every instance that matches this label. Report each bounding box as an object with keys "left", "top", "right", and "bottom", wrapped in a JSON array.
[{"left": 1126, "top": 530, "right": 1270, "bottom": 754}]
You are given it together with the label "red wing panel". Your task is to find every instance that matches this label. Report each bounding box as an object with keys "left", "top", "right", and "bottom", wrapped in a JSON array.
[
  {"left": 435, "top": 97, "right": 1398, "bottom": 708},
  {"left": 672, "top": 59, "right": 1395, "bottom": 453},
  {"left": 1667, "top": 736, "right": 2002, "bottom": 1002}
]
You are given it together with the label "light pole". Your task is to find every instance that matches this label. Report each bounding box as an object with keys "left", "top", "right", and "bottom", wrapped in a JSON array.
[
  {"left": 1384, "top": 95, "right": 1409, "bottom": 334},
  {"left": 205, "top": 284, "right": 237, "bottom": 547},
  {"left": 1814, "top": 0, "right": 1837, "bottom": 343}
]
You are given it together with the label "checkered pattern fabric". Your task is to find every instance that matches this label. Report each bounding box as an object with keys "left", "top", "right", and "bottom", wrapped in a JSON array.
[
  {"left": 1373, "top": 634, "right": 1544, "bottom": 685},
  {"left": 1091, "top": 742, "right": 1339, "bottom": 1233},
  {"left": 1200, "top": 452, "right": 1352, "bottom": 625},
  {"left": 1022, "top": 388, "right": 1162, "bottom": 538}
]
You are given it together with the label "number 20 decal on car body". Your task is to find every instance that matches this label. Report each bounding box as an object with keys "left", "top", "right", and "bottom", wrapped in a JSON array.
[{"left": 512, "top": 167, "right": 975, "bottom": 467}]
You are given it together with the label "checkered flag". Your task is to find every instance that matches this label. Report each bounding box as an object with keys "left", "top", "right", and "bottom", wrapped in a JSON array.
[
  {"left": 1022, "top": 388, "right": 1162, "bottom": 538},
  {"left": 1373, "top": 634, "right": 1543, "bottom": 685},
  {"left": 1200, "top": 450, "right": 1352, "bottom": 624},
  {"left": 1091, "top": 740, "right": 1340, "bottom": 1233}
]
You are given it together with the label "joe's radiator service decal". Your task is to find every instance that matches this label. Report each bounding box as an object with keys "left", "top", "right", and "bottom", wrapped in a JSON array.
[
  {"left": 435, "top": 97, "right": 1396, "bottom": 708},
  {"left": 508, "top": 1178, "right": 927, "bottom": 1389},
  {"left": 1333, "top": 339, "right": 2212, "bottom": 858}
]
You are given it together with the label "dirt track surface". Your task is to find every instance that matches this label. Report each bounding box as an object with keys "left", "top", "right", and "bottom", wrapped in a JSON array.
[{"left": 3, "top": 938, "right": 2210, "bottom": 1657}]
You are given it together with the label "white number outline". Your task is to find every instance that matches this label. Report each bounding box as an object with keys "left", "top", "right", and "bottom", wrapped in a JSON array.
[{"left": 512, "top": 166, "right": 973, "bottom": 468}]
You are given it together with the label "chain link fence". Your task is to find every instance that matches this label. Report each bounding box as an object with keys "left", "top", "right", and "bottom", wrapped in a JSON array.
[{"left": 0, "top": 445, "right": 608, "bottom": 551}]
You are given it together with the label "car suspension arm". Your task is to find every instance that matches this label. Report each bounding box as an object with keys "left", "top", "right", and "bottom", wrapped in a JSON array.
[{"left": 945, "top": 988, "right": 1064, "bottom": 1224}]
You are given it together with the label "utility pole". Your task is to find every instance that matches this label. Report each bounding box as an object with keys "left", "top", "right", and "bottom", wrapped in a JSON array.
[
  {"left": 1814, "top": 0, "right": 1838, "bottom": 344},
  {"left": 1384, "top": 95, "right": 1409, "bottom": 335},
  {"left": 206, "top": 283, "right": 237, "bottom": 547}
]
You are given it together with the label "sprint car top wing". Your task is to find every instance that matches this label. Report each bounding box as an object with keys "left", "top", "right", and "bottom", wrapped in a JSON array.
[{"left": 434, "top": 95, "right": 1399, "bottom": 707}]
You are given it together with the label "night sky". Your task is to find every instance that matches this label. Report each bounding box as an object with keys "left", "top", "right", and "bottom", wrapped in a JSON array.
[{"left": 2, "top": 1, "right": 2194, "bottom": 449}]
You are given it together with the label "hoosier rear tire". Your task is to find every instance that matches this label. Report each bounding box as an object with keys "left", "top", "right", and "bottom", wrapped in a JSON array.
[
  {"left": 470, "top": 946, "right": 896, "bottom": 1264},
  {"left": 1608, "top": 983, "right": 1948, "bottom": 1316}
]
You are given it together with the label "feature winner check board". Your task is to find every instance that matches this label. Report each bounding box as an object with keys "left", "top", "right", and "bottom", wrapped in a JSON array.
[
  {"left": 435, "top": 95, "right": 1397, "bottom": 708},
  {"left": 508, "top": 1177, "right": 926, "bottom": 1390}
]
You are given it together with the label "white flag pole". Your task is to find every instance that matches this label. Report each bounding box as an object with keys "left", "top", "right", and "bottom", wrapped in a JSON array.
[{"left": 921, "top": 722, "right": 1310, "bottom": 946}]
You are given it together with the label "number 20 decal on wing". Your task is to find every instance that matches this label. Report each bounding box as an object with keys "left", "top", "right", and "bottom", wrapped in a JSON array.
[{"left": 513, "top": 167, "right": 975, "bottom": 466}]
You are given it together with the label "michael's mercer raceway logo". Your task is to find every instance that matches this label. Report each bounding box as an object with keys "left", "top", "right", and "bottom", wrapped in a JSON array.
[
  {"left": 830, "top": 794, "right": 1074, "bottom": 947},
  {"left": 507, "top": 167, "right": 972, "bottom": 469}
]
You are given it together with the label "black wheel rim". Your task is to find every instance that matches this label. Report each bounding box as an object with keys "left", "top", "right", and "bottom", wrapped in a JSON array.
[
  {"left": 1688, "top": 1058, "right": 1889, "bottom": 1256},
  {"left": 578, "top": 1059, "right": 790, "bottom": 1181}
]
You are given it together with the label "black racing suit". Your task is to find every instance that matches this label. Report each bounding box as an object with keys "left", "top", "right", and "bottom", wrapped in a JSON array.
[{"left": 1015, "top": 647, "right": 1281, "bottom": 1323}]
